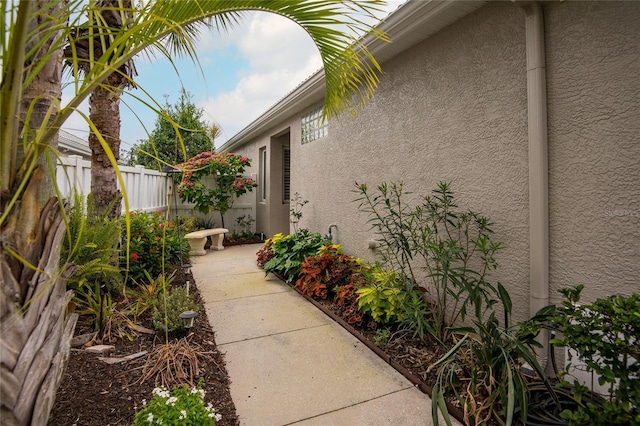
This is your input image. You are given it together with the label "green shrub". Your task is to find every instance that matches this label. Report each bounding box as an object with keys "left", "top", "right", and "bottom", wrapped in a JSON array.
[
  {"left": 259, "top": 230, "right": 329, "bottom": 283},
  {"left": 124, "top": 210, "right": 190, "bottom": 283},
  {"left": 357, "top": 269, "right": 407, "bottom": 324},
  {"left": 152, "top": 286, "right": 199, "bottom": 333},
  {"left": 549, "top": 285, "right": 639, "bottom": 425},
  {"left": 177, "top": 215, "right": 200, "bottom": 235}
]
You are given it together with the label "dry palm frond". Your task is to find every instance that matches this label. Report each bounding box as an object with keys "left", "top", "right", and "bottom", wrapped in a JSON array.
[{"left": 139, "top": 336, "right": 215, "bottom": 388}]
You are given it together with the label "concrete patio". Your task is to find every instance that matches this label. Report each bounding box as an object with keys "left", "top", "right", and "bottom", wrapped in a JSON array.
[{"left": 192, "top": 244, "right": 460, "bottom": 426}]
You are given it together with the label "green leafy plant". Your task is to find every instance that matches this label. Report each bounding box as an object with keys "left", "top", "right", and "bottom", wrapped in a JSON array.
[
  {"left": 290, "top": 192, "right": 309, "bottom": 233},
  {"left": 355, "top": 181, "right": 504, "bottom": 343},
  {"left": 429, "top": 303, "right": 555, "bottom": 426},
  {"left": 127, "top": 271, "right": 175, "bottom": 320},
  {"left": 152, "top": 286, "right": 199, "bottom": 333},
  {"left": 176, "top": 215, "right": 201, "bottom": 235},
  {"left": 549, "top": 285, "right": 639, "bottom": 425},
  {"left": 259, "top": 230, "right": 329, "bottom": 283},
  {"left": 357, "top": 269, "right": 408, "bottom": 324},
  {"left": 176, "top": 152, "right": 257, "bottom": 227},
  {"left": 232, "top": 214, "right": 255, "bottom": 239},
  {"left": 373, "top": 328, "right": 392, "bottom": 349},
  {"left": 133, "top": 381, "right": 222, "bottom": 425},
  {"left": 75, "top": 282, "right": 134, "bottom": 342},
  {"left": 125, "top": 210, "right": 190, "bottom": 283},
  {"left": 61, "top": 192, "right": 122, "bottom": 294}
]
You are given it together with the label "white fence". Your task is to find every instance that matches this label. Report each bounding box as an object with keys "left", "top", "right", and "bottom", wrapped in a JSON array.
[
  {"left": 56, "top": 157, "right": 257, "bottom": 234},
  {"left": 56, "top": 155, "right": 168, "bottom": 212}
]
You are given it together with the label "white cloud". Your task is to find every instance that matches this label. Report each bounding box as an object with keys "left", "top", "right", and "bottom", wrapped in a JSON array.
[
  {"left": 199, "top": 12, "right": 323, "bottom": 145},
  {"left": 198, "top": 2, "right": 408, "bottom": 147}
]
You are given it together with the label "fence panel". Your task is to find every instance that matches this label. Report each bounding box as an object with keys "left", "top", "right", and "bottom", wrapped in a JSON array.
[{"left": 56, "top": 156, "right": 168, "bottom": 213}]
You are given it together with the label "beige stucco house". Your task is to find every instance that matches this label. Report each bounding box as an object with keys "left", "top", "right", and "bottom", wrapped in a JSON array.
[{"left": 218, "top": 0, "right": 639, "bottom": 331}]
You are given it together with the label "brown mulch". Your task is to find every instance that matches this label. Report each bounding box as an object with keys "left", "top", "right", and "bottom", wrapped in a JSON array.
[{"left": 48, "top": 268, "right": 239, "bottom": 426}]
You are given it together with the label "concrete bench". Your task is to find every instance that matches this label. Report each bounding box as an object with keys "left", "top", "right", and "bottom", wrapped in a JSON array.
[{"left": 185, "top": 228, "right": 229, "bottom": 256}]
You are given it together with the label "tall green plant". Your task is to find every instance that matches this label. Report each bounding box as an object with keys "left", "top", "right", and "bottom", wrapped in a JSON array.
[{"left": 354, "top": 181, "right": 504, "bottom": 343}]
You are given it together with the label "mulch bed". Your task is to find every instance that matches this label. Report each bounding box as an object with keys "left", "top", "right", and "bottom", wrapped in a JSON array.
[{"left": 48, "top": 268, "right": 239, "bottom": 426}]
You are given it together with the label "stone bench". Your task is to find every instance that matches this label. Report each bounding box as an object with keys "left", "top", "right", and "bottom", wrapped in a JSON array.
[{"left": 185, "top": 228, "right": 229, "bottom": 256}]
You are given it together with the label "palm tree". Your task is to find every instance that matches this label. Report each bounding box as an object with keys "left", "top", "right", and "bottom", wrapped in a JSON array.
[{"left": 1, "top": 0, "right": 387, "bottom": 423}]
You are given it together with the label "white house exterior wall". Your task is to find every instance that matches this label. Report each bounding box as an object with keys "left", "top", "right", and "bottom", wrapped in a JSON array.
[
  {"left": 294, "top": 2, "right": 533, "bottom": 318},
  {"left": 291, "top": 1, "right": 639, "bottom": 319},
  {"left": 544, "top": 1, "right": 640, "bottom": 306},
  {"left": 226, "top": 1, "right": 639, "bottom": 321}
]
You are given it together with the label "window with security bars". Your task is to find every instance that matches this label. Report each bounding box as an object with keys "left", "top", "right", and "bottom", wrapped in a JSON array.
[
  {"left": 282, "top": 147, "right": 290, "bottom": 203},
  {"left": 301, "top": 106, "right": 328, "bottom": 144}
]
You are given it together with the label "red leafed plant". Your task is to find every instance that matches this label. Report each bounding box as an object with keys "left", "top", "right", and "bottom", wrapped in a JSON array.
[{"left": 294, "top": 245, "right": 359, "bottom": 298}]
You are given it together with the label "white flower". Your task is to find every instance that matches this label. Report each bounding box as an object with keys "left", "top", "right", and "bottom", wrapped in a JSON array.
[
  {"left": 179, "top": 410, "right": 187, "bottom": 420},
  {"left": 166, "top": 396, "right": 177, "bottom": 406},
  {"left": 146, "top": 413, "right": 154, "bottom": 423},
  {"left": 141, "top": 399, "right": 147, "bottom": 406},
  {"left": 152, "top": 387, "right": 170, "bottom": 399}
]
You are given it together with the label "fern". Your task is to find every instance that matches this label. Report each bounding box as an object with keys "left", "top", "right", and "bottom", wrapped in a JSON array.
[{"left": 61, "top": 192, "right": 122, "bottom": 294}]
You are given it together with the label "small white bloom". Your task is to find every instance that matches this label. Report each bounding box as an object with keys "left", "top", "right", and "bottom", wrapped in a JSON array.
[
  {"left": 190, "top": 387, "right": 198, "bottom": 395},
  {"left": 206, "top": 403, "right": 214, "bottom": 412},
  {"left": 179, "top": 410, "right": 187, "bottom": 420},
  {"left": 141, "top": 399, "right": 147, "bottom": 406},
  {"left": 146, "top": 413, "right": 154, "bottom": 423},
  {"left": 166, "top": 396, "right": 177, "bottom": 406}
]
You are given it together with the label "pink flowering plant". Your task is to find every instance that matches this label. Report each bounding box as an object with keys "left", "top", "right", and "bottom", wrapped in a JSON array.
[{"left": 176, "top": 152, "right": 257, "bottom": 227}]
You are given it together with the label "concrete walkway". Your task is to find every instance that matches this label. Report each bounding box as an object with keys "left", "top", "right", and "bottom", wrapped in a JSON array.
[{"left": 192, "top": 244, "right": 460, "bottom": 426}]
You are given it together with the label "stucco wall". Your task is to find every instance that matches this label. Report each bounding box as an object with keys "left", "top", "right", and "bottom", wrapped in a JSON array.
[
  {"left": 293, "top": 2, "right": 533, "bottom": 319},
  {"left": 545, "top": 1, "right": 640, "bottom": 304},
  {"left": 240, "top": 1, "right": 638, "bottom": 321}
]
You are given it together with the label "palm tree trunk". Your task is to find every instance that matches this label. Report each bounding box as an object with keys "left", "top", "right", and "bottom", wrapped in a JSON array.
[
  {"left": 1, "top": 2, "right": 77, "bottom": 424},
  {"left": 0, "top": 200, "right": 78, "bottom": 426},
  {"left": 89, "top": 72, "right": 126, "bottom": 218}
]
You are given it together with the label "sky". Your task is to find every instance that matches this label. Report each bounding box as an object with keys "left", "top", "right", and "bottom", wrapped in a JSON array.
[{"left": 60, "top": 1, "right": 406, "bottom": 152}]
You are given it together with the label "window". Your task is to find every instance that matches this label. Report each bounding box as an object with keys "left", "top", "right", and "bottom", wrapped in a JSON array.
[
  {"left": 301, "top": 106, "right": 328, "bottom": 144},
  {"left": 282, "top": 147, "right": 290, "bottom": 203},
  {"left": 259, "top": 147, "right": 267, "bottom": 202}
]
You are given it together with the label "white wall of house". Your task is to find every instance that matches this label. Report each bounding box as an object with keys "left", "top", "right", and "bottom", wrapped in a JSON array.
[{"left": 221, "top": 1, "right": 639, "bottom": 323}]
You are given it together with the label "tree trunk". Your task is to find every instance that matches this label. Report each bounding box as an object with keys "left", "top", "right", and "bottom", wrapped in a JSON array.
[
  {"left": 0, "top": 200, "right": 78, "bottom": 426},
  {"left": 89, "top": 72, "right": 126, "bottom": 218},
  {"left": 0, "top": 2, "right": 77, "bottom": 424}
]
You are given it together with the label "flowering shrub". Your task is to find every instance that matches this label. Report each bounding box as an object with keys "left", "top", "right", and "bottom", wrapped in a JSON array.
[
  {"left": 176, "top": 152, "right": 257, "bottom": 226},
  {"left": 124, "top": 211, "right": 190, "bottom": 283},
  {"left": 133, "top": 382, "right": 222, "bottom": 425}
]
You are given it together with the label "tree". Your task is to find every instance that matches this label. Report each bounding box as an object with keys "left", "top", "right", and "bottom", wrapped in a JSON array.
[
  {"left": 2, "top": 1, "right": 387, "bottom": 423},
  {"left": 126, "top": 89, "right": 215, "bottom": 170},
  {"left": 176, "top": 152, "right": 257, "bottom": 228}
]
